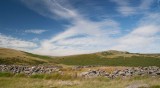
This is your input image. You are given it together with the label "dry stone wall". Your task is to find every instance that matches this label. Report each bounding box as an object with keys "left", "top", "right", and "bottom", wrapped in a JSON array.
[
  {"left": 0, "top": 65, "right": 62, "bottom": 75},
  {"left": 80, "top": 66, "right": 160, "bottom": 79}
]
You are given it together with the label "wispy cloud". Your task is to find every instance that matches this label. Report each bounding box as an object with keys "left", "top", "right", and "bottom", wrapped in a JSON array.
[
  {"left": 111, "top": 0, "right": 155, "bottom": 16},
  {"left": 21, "top": 0, "right": 80, "bottom": 20},
  {"left": 139, "top": 0, "right": 154, "bottom": 9},
  {"left": 34, "top": 19, "right": 120, "bottom": 56},
  {"left": 111, "top": 13, "right": 160, "bottom": 53},
  {"left": 25, "top": 29, "right": 47, "bottom": 34},
  {"left": 21, "top": 0, "right": 160, "bottom": 56},
  {"left": 0, "top": 33, "right": 37, "bottom": 51},
  {"left": 22, "top": 0, "right": 120, "bottom": 55}
]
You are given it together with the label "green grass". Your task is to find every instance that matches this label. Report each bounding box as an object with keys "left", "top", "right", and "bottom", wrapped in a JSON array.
[
  {"left": 150, "top": 85, "right": 160, "bottom": 88},
  {"left": 14, "top": 73, "right": 26, "bottom": 77},
  {"left": 0, "top": 48, "right": 55, "bottom": 65},
  {"left": 0, "top": 72, "right": 27, "bottom": 78},
  {"left": 28, "top": 73, "right": 77, "bottom": 80},
  {"left": 0, "top": 57, "right": 47, "bottom": 65},
  {"left": 56, "top": 55, "right": 160, "bottom": 67},
  {"left": 1, "top": 53, "right": 160, "bottom": 66},
  {"left": 24, "top": 52, "right": 53, "bottom": 60},
  {"left": 25, "top": 52, "right": 58, "bottom": 64},
  {"left": 0, "top": 72, "right": 14, "bottom": 77},
  {"left": 0, "top": 48, "right": 160, "bottom": 67},
  {"left": 0, "top": 72, "right": 77, "bottom": 80},
  {"left": 30, "top": 74, "right": 45, "bottom": 79},
  {"left": 0, "top": 57, "right": 25, "bottom": 65}
]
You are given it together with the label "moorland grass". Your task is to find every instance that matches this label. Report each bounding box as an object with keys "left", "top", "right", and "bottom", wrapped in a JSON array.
[
  {"left": 0, "top": 76, "right": 159, "bottom": 88},
  {"left": 57, "top": 55, "right": 160, "bottom": 67},
  {"left": 1, "top": 48, "right": 160, "bottom": 67},
  {"left": 0, "top": 72, "right": 14, "bottom": 77},
  {"left": 150, "top": 85, "right": 160, "bottom": 88},
  {"left": 0, "top": 72, "right": 78, "bottom": 80},
  {"left": 30, "top": 73, "right": 74, "bottom": 80},
  {"left": 24, "top": 52, "right": 53, "bottom": 60},
  {"left": 0, "top": 57, "right": 47, "bottom": 65}
]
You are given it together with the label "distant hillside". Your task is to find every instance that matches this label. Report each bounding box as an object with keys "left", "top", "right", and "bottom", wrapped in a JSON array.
[
  {"left": 55, "top": 50, "right": 160, "bottom": 67},
  {"left": 0, "top": 48, "right": 160, "bottom": 67},
  {"left": 0, "top": 48, "right": 55, "bottom": 65}
]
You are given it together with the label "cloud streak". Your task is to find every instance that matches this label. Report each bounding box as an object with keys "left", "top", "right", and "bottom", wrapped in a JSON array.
[
  {"left": 22, "top": 0, "right": 121, "bottom": 55},
  {"left": 111, "top": 13, "right": 160, "bottom": 53},
  {"left": 21, "top": 0, "right": 80, "bottom": 20},
  {"left": 20, "top": 0, "right": 160, "bottom": 56},
  {"left": 111, "top": 0, "right": 155, "bottom": 16},
  {"left": 0, "top": 34, "right": 37, "bottom": 51},
  {"left": 25, "top": 29, "right": 47, "bottom": 34}
]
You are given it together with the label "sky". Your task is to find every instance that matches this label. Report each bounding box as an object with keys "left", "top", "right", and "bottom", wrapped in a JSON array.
[{"left": 0, "top": 0, "right": 160, "bottom": 56}]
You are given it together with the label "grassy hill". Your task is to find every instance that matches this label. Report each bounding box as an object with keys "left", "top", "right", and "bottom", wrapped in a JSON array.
[
  {"left": 0, "top": 48, "right": 54, "bottom": 65},
  {"left": 0, "top": 48, "right": 160, "bottom": 67},
  {"left": 55, "top": 50, "right": 160, "bottom": 67}
]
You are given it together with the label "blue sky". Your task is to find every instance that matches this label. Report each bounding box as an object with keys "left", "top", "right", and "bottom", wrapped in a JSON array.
[{"left": 0, "top": 0, "right": 160, "bottom": 56}]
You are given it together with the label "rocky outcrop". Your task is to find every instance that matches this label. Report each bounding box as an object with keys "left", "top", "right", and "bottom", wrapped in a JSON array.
[
  {"left": 80, "top": 66, "right": 160, "bottom": 79},
  {"left": 0, "top": 65, "right": 62, "bottom": 75}
]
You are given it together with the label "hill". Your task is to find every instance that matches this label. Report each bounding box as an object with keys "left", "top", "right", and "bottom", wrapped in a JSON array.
[
  {"left": 55, "top": 50, "right": 160, "bottom": 67},
  {"left": 0, "top": 48, "right": 54, "bottom": 65},
  {"left": 0, "top": 48, "right": 160, "bottom": 67}
]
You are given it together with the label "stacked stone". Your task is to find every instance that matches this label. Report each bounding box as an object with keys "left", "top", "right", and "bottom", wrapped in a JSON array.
[
  {"left": 72, "top": 65, "right": 97, "bottom": 70},
  {"left": 0, "top": 65, "right": 62, "bottom": 75},
  {"left": 80, "top": 66, "right": 160, "bottom": 79}
]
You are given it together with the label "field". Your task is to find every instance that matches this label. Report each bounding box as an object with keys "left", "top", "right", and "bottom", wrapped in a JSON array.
[
  {"left": 0, "top": 48, "right": 55, "bottom": 65},
  {"left": 0, "top": 48, "right": 160, "bottom": 67},
  {"left": 56, "top": 54, "right": 160, "bottom": 66},
  {"left": 0, "top": 75, "right": 160, "bottom": 88},
  {"left": 55, "top": 51, "right": 160, "bottom": 67},
  {"left": 0, "top": 66, "right": 160, "bottom": 88},
  {"left": 0, "top": 48, "right": 160, "bottom": 88}
]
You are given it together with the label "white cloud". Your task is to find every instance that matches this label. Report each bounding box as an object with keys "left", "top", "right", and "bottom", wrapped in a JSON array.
[
  {"left": 22, "top": 0, "right": 160, "bottom": 56},
  {"left": 21, "top": 0, "right": 80, "bottom": 20},
  {"left": 111, "top": 25, "right": 159, "bottom": 50},
  {"left": 34, "top": 19, "right": 120, "bottom": 56},
  {"left": 31, "top": 38, "right": 39, "bottom": 42},
  {"left": 139, "top": 0, "right": 154, "bottom": 10},
  {"left": 0, "top": 34, "right": 37, "bottom": 51},
  {"left": 25, "top": 29, "right": 47, "bottom": 34},
  {"left": 111, "top": 0, "right": 155, "bottom": 16},
  {"left": 111, "top": 13, "right": 160, "bottom": 53},
  {"left": 22, "top": 0, "right": 120, "bottom": 56}
]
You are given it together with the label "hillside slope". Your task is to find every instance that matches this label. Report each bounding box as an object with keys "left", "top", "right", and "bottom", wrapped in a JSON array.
[
  {"left": 0, "top": 48, "right": 54, "bottom": 65},
  {"left": 0, "top": 48, "right": 160, "bottom": 66},
  {"left": 55, "top": 50, "right": 160, "bottom": 66}
]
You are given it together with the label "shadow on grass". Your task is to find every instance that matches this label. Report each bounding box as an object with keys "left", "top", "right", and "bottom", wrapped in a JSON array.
[{"left": 150, "top": 85, "right": 160, "bottom": 88}]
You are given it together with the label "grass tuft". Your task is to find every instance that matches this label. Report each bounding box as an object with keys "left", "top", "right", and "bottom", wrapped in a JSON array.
[
  {"left": 0, "top": 72, "right": 14, "bottom": 77},
  {"left": 150, "top": 85, "right": 160, "bottom": 88}
]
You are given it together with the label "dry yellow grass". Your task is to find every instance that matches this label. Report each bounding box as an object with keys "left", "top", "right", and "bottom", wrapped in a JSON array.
[
  {"left": 0, "top": 76, "right": 160, "bottom": 88},
  {"left": 72, "top": 66, "right": 130, "bottom": 73},
  {"left": 0, "top": 48, "right": 26, "bottom": 58},
  {"left": 0, "top": 48, "right": 48, "bottom": 64}
]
